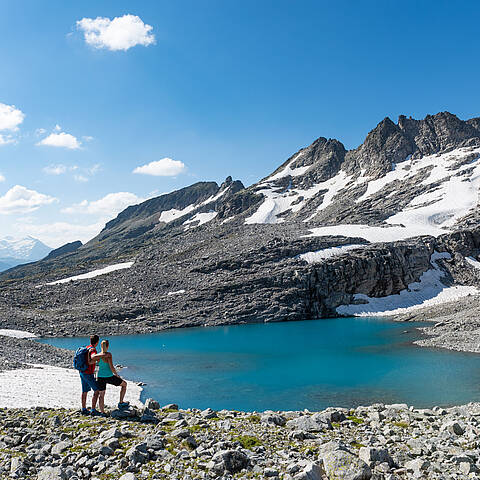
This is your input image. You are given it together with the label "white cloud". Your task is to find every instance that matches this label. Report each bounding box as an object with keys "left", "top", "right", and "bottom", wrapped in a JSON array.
[
  {"left": 54, "top": 124, "right": 61, "bottom": 132},
  {"left": 74, "top": 174, "right": 88, "bottom": 183},
  {"left": 14, "top": 220, "right": 105, "bottom": 248},
  {"left": 37, "top": 131, "right": 81, "bottom": 150},
  {"left": 76, "top": 14, "right": 155, "bottom": 51},
  {"left": 0, "top": 103, "right": 25, "bottom": 131},
  {"left": 0, "top": 185, "right": 57, "bottom": 215},
  {"left": 43, "top": 164, "right": 68, "bottom": 175},
  {"left": 87, "top": 163, "right": 101, "bottom": 175},
  {"left": 82, "top": 135, "right": 94, "bottom": 142},
  {"left": 61, "top": 191, "right": 144, "bottom": 216},
  {"left": 0, "top": 134, "right": 15, "bottom": 146},
  {"left": 133, "top": 157, "right": 186, "bottom": 177},
  {"left": 0, "top": 174, "right": 5, "bottom": 182}
]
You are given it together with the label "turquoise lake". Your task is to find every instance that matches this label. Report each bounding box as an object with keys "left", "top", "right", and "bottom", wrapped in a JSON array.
[{"left": 40, "top": 318, "right": 480, "bottom": 412}]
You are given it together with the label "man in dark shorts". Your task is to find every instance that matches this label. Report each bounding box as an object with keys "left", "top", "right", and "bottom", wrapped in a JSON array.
[{"left": 79, "top": 334, "right": 107, "bottom": 416}]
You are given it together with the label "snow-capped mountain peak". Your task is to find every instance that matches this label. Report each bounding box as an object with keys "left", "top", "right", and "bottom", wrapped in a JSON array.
[
  {"left": 243, "top": 112, "right": 480, "bottom": 243},
  {"left": 0, "top": 236, "right": 52, "bottom": 261}
]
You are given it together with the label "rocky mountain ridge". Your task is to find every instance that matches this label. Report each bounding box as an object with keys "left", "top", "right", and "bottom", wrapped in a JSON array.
[{"left": 2, "top": 112, "right": 480, "bottom": 340}]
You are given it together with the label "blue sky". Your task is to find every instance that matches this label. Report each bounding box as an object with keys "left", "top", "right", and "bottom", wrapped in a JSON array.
[{"left": 1, "top": 0, "right": 479, "bottom": 247}]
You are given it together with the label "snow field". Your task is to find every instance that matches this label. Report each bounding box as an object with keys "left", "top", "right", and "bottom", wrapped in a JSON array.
[
  {"left": 466, "top": 257, "right": 480, "bottom": 269},
  {"left": 183, "top": 211, "right": 218, "bottom": 228},
  {"left": 0, "top": 364, "right": 143, "bottom": 409},
  {"left": 45, "top": 262, "right": 134, "bottom": 286},
  {"left": 248, "top": 146, "right": 480, "bottom": 244},
  {"left": 299, "top": 244, "right": 365, "bottom": 263},
  {"left": 0, "top": 329, "right": 36, "bottom": 339},
  {"left": 159, "top": 204, "right": 196, "bottom": 223}
]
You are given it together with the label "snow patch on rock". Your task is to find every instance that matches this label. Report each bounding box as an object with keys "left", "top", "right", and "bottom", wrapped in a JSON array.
[
  {"left": 184, "top": 211, "right": 218, "bottom": 228},
  {"left": 299, "top": 244, "right": 365, "bottom": 263},
  {"left": 0, "top": 329, "right": 36, "bottom": 339},
  {"left": 45, "top": 262, "right": 134, "bottom": 286},
  {"left": 167, "top": 289, "right": 186, "bottom": 296},
  {"left": 336, "top": 252, "right": 478, "bottom": 316},
  {"left": 159, "top": 204, "right": 196, "bottom": 223}
]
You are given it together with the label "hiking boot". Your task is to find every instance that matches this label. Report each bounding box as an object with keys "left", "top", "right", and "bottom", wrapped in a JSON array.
[
  {"left": 81, "top": 408, "right": 90, "bottom": 416},
  {"left": 90, "top": 409, "right": 102, "bottom": 416},
  {"left": 118, "top": 402, "right": 130, "bottom": 409}
]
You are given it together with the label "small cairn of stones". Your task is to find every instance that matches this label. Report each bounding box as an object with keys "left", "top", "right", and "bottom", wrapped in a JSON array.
[{"left": 0, "top": 399, "right": 478, "bottom": 479}]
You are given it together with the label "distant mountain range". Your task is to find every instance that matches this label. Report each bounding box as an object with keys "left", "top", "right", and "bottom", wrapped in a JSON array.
[
  {"left": 2, "top": 112, "right": 480, "bottom": 336},
  {"left": 0, "top": 236, "right": 52, "bottom": 272}
]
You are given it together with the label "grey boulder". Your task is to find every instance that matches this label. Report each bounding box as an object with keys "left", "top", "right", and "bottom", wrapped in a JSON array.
[
  {"left": 211, "top": 449, "right": 249, "bottom": 474},
  {"left": 322, "top": 450, "right": 372, "bottom": 480},
  {"left": 287, "top": 413, "right": 332, "bottom": 432},
  {"left": 37, "top": 466, "right": 67, "bottom": 480}
]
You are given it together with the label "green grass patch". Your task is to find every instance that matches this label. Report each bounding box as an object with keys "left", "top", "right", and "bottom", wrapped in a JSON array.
[
  {"left": 347, "top": 415, "right": 364, "bottom": 424},
  {"left": 248, "top": 414, "right": 261, "bottom": 424},
  {"left": 234, "top": 435, "right": 262, "bottom": 450},
  {"left": 188, "top": 425, "right": 207, "bottom": 433},
  {"left": 350, "top": 441, "right": 365, "bottom": 449},
  {"left": 393, "top": 421, "right": 409, "bottom": 428}
]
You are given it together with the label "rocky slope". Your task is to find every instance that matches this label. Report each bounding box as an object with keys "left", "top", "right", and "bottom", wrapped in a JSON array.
[
  {"left": 1, "top": 113, "right": 480, "bottom": 344},
  {"left": 2, "top": 400, "right": 479, "bottom": 479}
]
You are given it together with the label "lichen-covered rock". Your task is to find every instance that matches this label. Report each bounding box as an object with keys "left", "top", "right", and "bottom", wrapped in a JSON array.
[
  {"left": 321, "top": 450, "right": 372, "bottom": 480},
  {"left": 37, "top": 466, "right": 67, "bottom": 480}
]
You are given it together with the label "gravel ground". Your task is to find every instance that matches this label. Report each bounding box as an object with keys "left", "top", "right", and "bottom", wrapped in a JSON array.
[
  {"left": 1, "top": 400, "right": 479, "bottom": 479},
  {"left": 0, "top": 336, "right": 72, "bottom": 371},
  {"left": 394, "top": 294, "right": 480, "bottom": 353}
]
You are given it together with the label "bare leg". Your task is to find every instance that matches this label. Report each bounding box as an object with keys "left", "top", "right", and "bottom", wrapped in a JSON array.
[
  {"left": 119, "top": 381, "right": 127, "bottom": 404},
  {"left": 81, "top": 392, "right": 87, "bottom": 409},
  {"left": 98, "top": 391, "right": 106, "bottom": 413},
  {"left": 92, "top": 390, "right": 99, "bottom": 410}
]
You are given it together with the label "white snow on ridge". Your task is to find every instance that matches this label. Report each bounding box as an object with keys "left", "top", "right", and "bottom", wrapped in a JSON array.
[
  {"left": 356, "top": 147, "right": 480, "bottom": 204},
  {"left": 199, "top": 187, "right": 228, "bottom": 207},
  {"left": 250, "top": 146, "right": 480, "bottom": 239},
  {"left": 308, "top": 223, "right": 445, "bottom": 243},
  {"left": 0, "top": 329, "right": 36, "bottom": 339},
  {"left": 269, "top": 152, "right": 309, "bottom": 180},
  {"left": 466, "top": 256, "right": 480, "bottom": 269},
  {"left": 167, "top": 289, "right": 186, "bottom": 296},
  {"left": 246, "top": 169, "right": 355, "bottom": 225},
  {"left": 159, "top": 204, "right": 196, "bottom": 223},
  {"left": 45, "top": 262, "right": 134, "bottom": 286},
  {"left": 308, "top": 148, "right": 480, "bottom": 243},
  {"left": 336, "top": 252, "right": 478, "bottom": 317},
  {"left": 299, "top": 244, "right": 365, "bottom": 263},
  {"left": 184, "top": 211, "right": 218, "bottom": 228}
]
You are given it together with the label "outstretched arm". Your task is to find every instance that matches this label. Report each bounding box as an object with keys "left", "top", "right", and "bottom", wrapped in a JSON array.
[{"left": 88, "top": 351, "right": 108, "bottom": 365}]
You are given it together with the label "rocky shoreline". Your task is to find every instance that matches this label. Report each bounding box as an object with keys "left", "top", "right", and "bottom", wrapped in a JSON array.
[
  {"left": 1, "top": 399, "right": 478, "bottom": 479},
  {"left": 0, "top": 336, "right": 72, "bottom": 371},
  {"left": 395, "top": 295, "right": 480, "bottom": 353}
]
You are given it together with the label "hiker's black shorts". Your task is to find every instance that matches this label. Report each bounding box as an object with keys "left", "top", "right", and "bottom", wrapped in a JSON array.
[{"left": 97, "top": 375, "right": 123, "bottom": 391}]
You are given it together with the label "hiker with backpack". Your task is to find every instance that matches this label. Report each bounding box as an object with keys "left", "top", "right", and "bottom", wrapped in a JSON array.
[{"left": 73, "top": 334, "right": 107, "bottom": 416}]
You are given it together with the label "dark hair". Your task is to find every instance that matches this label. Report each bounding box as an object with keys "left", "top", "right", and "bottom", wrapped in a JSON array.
[{"left": 90, "top": 334, "right": 99, "bottom": 345}]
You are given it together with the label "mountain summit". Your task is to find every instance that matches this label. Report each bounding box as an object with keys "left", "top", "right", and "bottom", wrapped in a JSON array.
[
  {"left": 2, "top": 112, "right": 480, "bottom": 336},
  {"left": 0, "top": 236, "right": 52, "bottom": 272}
]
